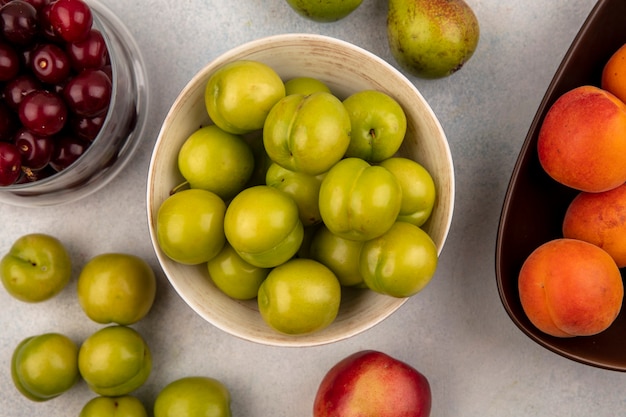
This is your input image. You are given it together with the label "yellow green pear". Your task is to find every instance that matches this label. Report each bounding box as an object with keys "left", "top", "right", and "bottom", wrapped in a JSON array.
[{"left": 387, "top": 0, "right": 480, "bottom": 79}]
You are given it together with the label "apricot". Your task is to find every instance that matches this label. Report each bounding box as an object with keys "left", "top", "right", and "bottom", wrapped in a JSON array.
[
  {"left": 602, "top": 43, "right": 626, "bottom": 104},
  {"left": 518, "top": 238, "right": 623, "bottom": 338},
  {"left": 563, "top": 183, "right": 626, "bottom": 268},
  {"left": 537, "top": 85, "right": 626, "bottom": 192}
]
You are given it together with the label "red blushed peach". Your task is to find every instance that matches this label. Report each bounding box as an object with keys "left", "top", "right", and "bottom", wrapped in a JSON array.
[
  {"left": 563, "top": 183, "right": 626, "bottom": 268},
  {"left": 518, "top": 238, "right": 623, "bottom": 338},
  {"left": 537, "top": 85, "right": 626, "bottom": 192},
  {"left": 313, "top": 350, "right": 431, "bottom": 417}
]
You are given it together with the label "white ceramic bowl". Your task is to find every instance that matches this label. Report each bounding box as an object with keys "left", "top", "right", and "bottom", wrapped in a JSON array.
[{"left": 147, "top": 34, "right": 455, "bottom": 347}]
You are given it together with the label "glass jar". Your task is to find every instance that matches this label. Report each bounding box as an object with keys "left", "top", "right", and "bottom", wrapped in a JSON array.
[{"left": 0, "top": 0, "right": 149, "bottom": 207}]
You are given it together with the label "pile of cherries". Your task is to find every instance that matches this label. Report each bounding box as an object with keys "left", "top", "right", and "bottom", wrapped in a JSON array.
[{"left": 0, "top": 0, "right": 112, "bottom": 186}]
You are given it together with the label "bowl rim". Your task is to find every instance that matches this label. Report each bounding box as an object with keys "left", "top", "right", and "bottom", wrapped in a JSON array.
[{"left": 147, "top": 33, "right": 455, "bottom": 347}]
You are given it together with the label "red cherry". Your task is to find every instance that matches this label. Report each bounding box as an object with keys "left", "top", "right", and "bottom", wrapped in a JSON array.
[
  {"left": 48, "top": 0, "right": 93, "bottom": 42},
  {"left": 0, "top": 141, "right": 22, "bottom": 185}
]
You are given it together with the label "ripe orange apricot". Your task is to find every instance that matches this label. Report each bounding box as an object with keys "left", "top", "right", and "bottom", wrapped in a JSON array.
[
  {"left": 563, "top": 183, "right": 626, "bottom": 268},
  {"left": 602, "top": 43, "right": 626, "bottom": 104},
  {"left": 518, "top": 238, "right": 623, "bottom": 338},
  {"left": 537, "top": 85, "right": 626, "bottom": 192}
]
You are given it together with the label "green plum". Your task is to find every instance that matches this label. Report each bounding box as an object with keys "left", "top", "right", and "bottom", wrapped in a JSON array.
[
  {"left": 178, "top": 125, "right": 255, "bottom": 200},
  {"left": 360, "top": 222, "right": 438, "bottom": 298},
  {"left": 205, "top": 60, "right": 285, "bottom": 134},
  {"left": 378, "top": 157, "right": 436, "bottom": 227},
  {"left": 207, "top": 242, "right": 270, "bottom": 300},
  {"left": 156, "top": 189, "right": 226, "bottom": 265},
  {"left": 319, "top": 157, "right": 402, "bottom": 241},
  {"left": 284, "top": 77, "right": 331, "bottom": 96},
  {"left": 265, "top": 162, "right": 324, "bottom": 226},
  {"left": 263, "top": 92, "right": 351, "bottom": 175},
  {"left": 78, "top": 325, "right": 152, "bottom": 397},
  {"left": 309, "top": 225, "right": 365, "bottom": 287},
  {"left": 80, "top": 395, "right": 148, "bottom": 417},
  {"left": 257, "top": 258, "right": 341, "bottom": 335},
  {"left": 224, "top": 185, "right": 304, "bottom": 268},
  {"left": 11, "top": 333, "right": 79, "bottom": 401},
  {"left": 77, "top": 253, "right": 156, "bottom": 325},
  {"left": 242, "top": 130, "right": 273, "bottom": 187},
  {"left": 343, "top": 90, "right": 407, "bottom": 162},
  {"left": 154, "top": 376, "right": 231, "bottom": 417},
  {"left": 1, "top": 233, "right": 72, "bottom": 302},
  {"left": 285, "top": 0, "right": 363, "bottom": 22}
]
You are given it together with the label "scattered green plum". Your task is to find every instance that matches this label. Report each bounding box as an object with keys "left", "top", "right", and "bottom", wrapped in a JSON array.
[
  {"left": 178, "top": 125, "right": 255, "bottom": 200},
  {"left": 77, "top": 253, "right": 156, "bottom": 325},
  {"left": 11, "top": 333, "right": 79, "bottom": 401},
  {"left": 285, "top": 0, "right": 363, "bottom": 22},
  {"left": 80, "top": 395, "right": 148, "bottom": 417},
  {"left": 78, "top": 325, "right": 152, "bottom": 397},
  {"left": 1, "top": 233, "right": 72, "bottom": 302}
]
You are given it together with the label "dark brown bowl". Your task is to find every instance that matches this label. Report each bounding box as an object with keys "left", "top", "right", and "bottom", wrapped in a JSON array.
[{"left": 496, "top": 0, "right": 626, "bottom": 372}]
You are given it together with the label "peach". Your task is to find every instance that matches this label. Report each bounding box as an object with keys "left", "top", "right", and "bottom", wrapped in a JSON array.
[
  {"left": 518, "top": 238, "right": 623, "bottom": 338},
  {"left": 537, "top": 85, "right": 626, "bottom": 192},
  {"left": 563, "top": 183, "right": 626, "bottom": 267},
  {"left": 313, "top": 350, "right": 431, "bottom": 417}
]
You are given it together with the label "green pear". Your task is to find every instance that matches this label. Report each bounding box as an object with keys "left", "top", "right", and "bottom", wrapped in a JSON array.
[{"left": 387, "top": 0, "right": 480, "bottom": 79}]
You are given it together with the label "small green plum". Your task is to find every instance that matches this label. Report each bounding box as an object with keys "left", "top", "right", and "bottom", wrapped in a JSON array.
[
  {"left": 154, "top": 376, "right": 232, "bottom": 417},
  {"left": 205, "top": 60, "right": 285, "bottom": 134},
  {"left": 285, "top": 0, "right": 363, "bottom": 22},
  {"left": 343, "top": 90, "right": 407, "bottom": 162},
  {"left": 78, "top": 325, "right": 152, "bottom": 397},
  {"left": 309, "top": 225, "right": 365, "bottom": 287},
  {"left": 360, "top": 222, "right": 438, "bottom": 297},
  {"left": 257, "top": 258, "right": 341, "bottom": 335},
  {"left": 224, "top": 185, "right": 303, "bottom": 268},
  {"left": 11, "top": 333, "right": 79, "bottom": 401},
  {"left": 79, "top": 395, "right": 148, "bottom": 417},
  {"left": 177, "top": 125, "right": 255, "bottom": 200},
  {"left": 379, "top": 157, "right": 436, "bottom": 227},
  {"left": 207, "top": 242, "right": 270, "bottom": 300},
  {"left": 156, "top": 189, "right": 226, "bottom": 265},
  {"left": 263, "top": 92, "right": 351, "bottom": 175},
  {"left": 284, "top": 77, "right": 331, "bottom": 95},
  {"left": 266, "top": 162, "right": 324, "bottom": 226},
  {"left": 319, "top": 157, "right": 402, "bottom": 241},
  {"left": 77, "top": 253, "right": 156, "bottom": 325},
  {"left": 1, "top": 233, "right": 72, "bottom": 302}
]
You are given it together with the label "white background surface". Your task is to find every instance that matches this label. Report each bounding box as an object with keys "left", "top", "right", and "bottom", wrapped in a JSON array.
[{"left": 2, "top": 0, "right": 624, "bottom": 416}]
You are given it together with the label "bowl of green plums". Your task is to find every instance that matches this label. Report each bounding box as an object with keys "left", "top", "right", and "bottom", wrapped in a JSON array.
[{"left": 147, "top": 33, "right": 455, "bottom": 347}]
